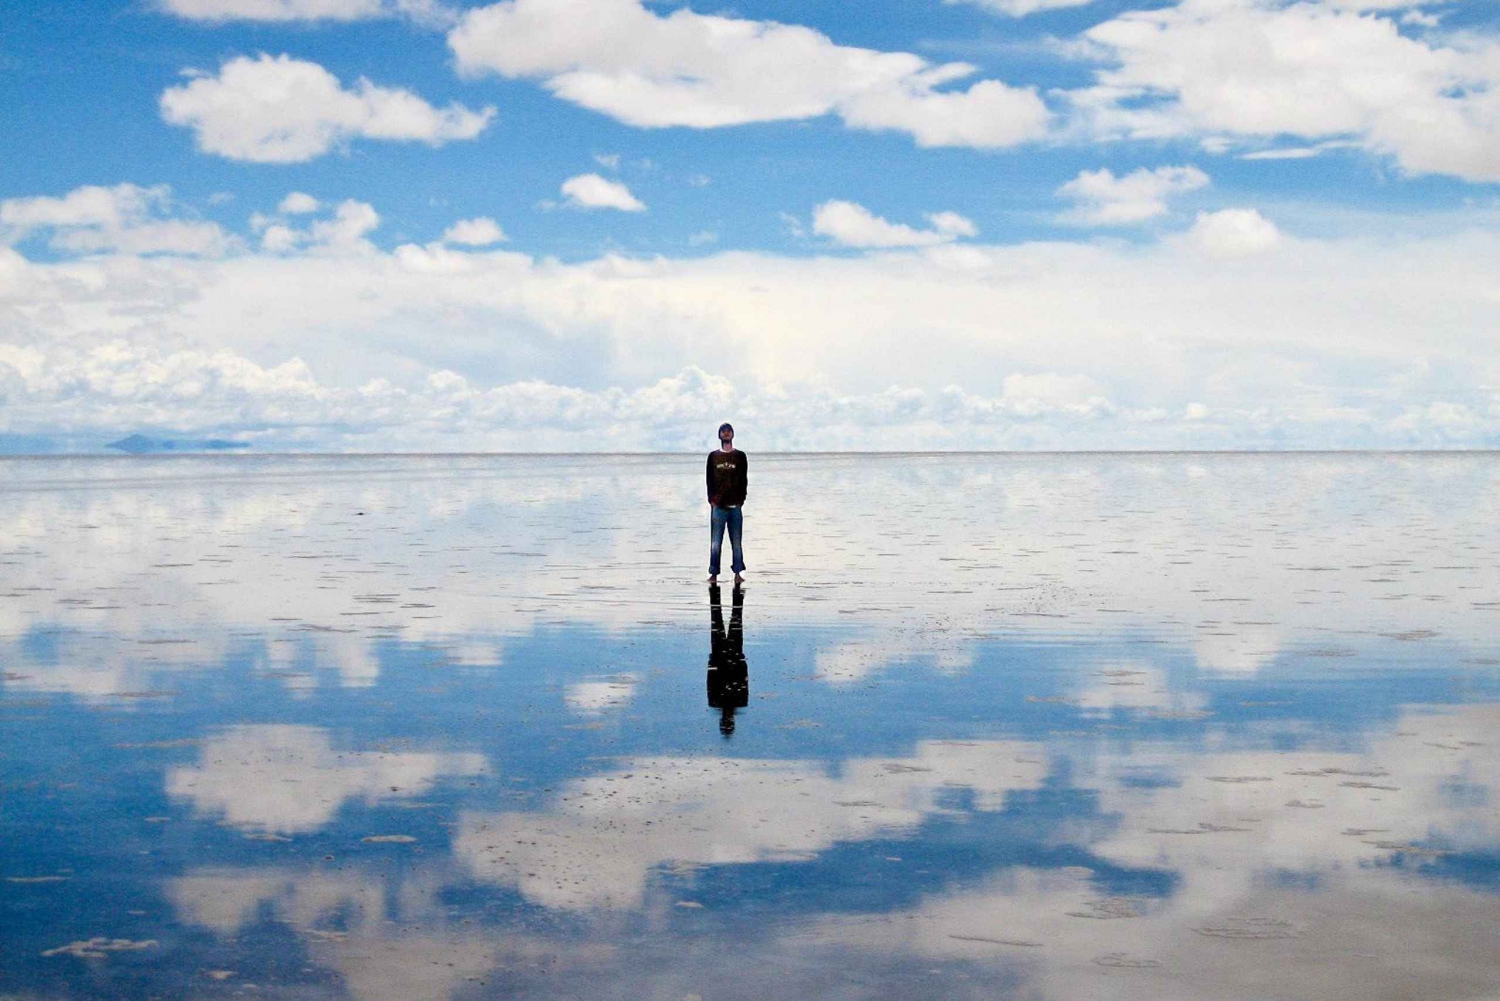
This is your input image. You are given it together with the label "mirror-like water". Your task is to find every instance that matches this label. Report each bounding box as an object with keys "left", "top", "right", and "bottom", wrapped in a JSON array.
[{"left": 2, "top": 453, "right": 1497, "bottom": 1000}]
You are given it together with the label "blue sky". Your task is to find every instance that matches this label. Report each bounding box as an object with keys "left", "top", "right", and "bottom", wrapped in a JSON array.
[{"left": 2, "top": 0, "right": 1500, "bottom": 450}]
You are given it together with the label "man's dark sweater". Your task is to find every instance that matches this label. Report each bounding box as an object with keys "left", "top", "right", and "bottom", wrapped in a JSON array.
[{"left": 706, "top": 448, "right": 748, "bottom": 507}]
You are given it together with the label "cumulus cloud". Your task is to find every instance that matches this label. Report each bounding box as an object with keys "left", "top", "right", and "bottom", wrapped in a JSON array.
[
  {"left": 1186, "top": 208, "right": 1282, "bottom": 257},
  {"left": 838, "top": 75, "right": 1053, "bottom": 148},
  {"left": 560, "top": 173, "right": 645, "bottom": 212},
  {"left": 442, "top": 216, "right": 507, "bottom": 245},
  {"left": 448, "top": 0, "right": 1049, "bottom": 148},
  {"left": 1069, "top": 0, "right": 1500, "bottom": 182},
  {"left": 260, "top": 224, "right": 302, "bottom": 253},
  {"left": 310, "top": 199, "right": 381, "bottom": 250},
  {"left": 253, "top": 198, "right": 381, "bottom": 254},
  {"left": 160, "top": 54, "right": 495, "bottom": 163},
  {"left": 278, "top": 191, "right": 320, "bottom": 214},
  {"left": 812, "top": 200, "right": 977, "bottom": 248},
  {"left": 1055, "top": 165, "right": 1209, "bottom": 225},
  {"left": 0, "top": 183, "right": 233, "bottom": 256}
]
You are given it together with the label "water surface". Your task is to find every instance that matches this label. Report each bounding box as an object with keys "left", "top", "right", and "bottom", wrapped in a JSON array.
[{"left": 2, "top": 453, "right": 1498, "bottom": 999}]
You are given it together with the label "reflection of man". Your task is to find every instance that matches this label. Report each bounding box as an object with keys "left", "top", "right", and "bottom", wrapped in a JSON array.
[
  {"left": 706, "top": 584, "right": 748, "bottom": 737},
  {"left": 706, "top": 422, "right": 747, "bottom": 585}
]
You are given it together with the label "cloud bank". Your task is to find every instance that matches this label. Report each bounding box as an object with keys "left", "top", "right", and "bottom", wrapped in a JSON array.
[{"left": 3, "top": 183, "right": 1499, "bottom": 451}]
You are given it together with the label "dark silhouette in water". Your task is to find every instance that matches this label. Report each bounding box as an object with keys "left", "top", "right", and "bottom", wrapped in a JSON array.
[{"left": 707, "top": 583, "right": 748, "bottom": 736}]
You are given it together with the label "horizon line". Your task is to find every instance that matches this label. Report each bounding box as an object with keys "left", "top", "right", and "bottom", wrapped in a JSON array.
[{"left": 5, "top": 448, "right": 1500, "bottom": 459}]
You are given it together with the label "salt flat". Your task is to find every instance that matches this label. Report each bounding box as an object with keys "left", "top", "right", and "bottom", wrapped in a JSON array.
[{"left": 1, "top": 453, "right": 1497, "bottom": 999}]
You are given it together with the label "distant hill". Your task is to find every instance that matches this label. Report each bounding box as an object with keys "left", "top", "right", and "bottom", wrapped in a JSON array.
[{"left": 106, "top": 434, "right": 250, "bottom": 454}]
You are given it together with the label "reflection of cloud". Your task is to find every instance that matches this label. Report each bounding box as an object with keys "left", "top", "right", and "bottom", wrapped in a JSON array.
[
  {"left": 564, "top": 674, "right": 639, "bottom": 714},
  {"left": 455, "top": 741, "right": 1047, "bottom": 911},
  {"left": 170, "top": 866, "right": 616, "bottom": 1001},
  {"left": 1072, "top": 663, "right": 1208, "bottom": 716},
  {"left": 166, "top": 725, "right": 487, "bottom": 833},
  {"left": 799, "top": 704, "right": 1500, "bottom": 999},
  {"left": 2, "top": 454, "right": 1497, "bottom": 708},
  {"left": 0, "top": 630, "right": 222, "bottom": 701},
  {"left": 1193, "top": 627, "right": 1281, "bottom": 675},
  {"left": 806, "top": 867, "right": 1500, "bottom": 1001},
  {"left": 814, "top": 637, "right": 973, "bottom": 684},
  {"left": 313, "top": 633, "right": 383, "bottom": 687},
  {"left": 1087, "top": 704, "right": 1500, "bottom": 875}
]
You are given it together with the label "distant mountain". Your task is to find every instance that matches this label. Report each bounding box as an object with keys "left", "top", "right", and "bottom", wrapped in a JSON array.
[{"left": 106, "top": 434, "right": 250, "bottom": 454}]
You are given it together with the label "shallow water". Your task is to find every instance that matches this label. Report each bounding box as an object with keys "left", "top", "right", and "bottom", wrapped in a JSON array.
[{"left": 1, "top": 452, "right": 1498, "bottom": 1000}]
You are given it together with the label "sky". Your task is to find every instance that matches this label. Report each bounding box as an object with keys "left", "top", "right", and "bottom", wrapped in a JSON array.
[{"left": 2, "top": 0, "right": 1499, "bottom": 452}]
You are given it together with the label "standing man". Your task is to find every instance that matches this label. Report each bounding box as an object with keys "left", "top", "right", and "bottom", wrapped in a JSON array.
[{"left": 706, "top": 422, "right": 747, "bottom": 585}]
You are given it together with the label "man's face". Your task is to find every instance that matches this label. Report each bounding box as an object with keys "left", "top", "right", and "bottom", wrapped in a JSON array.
[{"left": 719, "top": 428, "right": 733, "bottom": 446}]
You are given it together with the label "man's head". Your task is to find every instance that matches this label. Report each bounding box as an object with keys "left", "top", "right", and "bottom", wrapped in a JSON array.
[{"left": 718, "top": 422, "right": 734, "bottom": 447}]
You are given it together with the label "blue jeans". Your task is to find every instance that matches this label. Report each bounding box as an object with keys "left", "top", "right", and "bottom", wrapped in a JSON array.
[{"left": 709, "top": 505, "right": 745, "bottom": 576}]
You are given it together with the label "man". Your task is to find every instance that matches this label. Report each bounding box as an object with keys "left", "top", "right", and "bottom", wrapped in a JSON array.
[{"left": 706, "top": 422, "right": 747, "bottom": 585}]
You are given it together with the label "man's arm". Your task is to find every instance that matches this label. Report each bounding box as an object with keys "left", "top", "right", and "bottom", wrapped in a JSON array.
[
  {"left": 740, "top": 452, "right": 747, "bottom": 503},
  {"left": 706, "top": 453, "right": 716, "bottom": 505}
]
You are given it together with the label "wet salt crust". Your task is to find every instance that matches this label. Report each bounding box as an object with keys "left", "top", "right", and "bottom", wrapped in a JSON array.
[{"left": 1, "top": 452, "right": 1498, "bottom": 1000}]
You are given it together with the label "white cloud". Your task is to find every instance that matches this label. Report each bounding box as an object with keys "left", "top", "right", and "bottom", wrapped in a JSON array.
[
  {"left": 997, "top": 372, "right": 1113, "bottom": 417},
  {"left": 0, "top": 183, "right": 233, "bottom": 256},
  {"left": 158, "top": 0, "right": 455, "bottom": 25},
  {"left": 1186, "top": 208, "right": 1283, "bottom": 257},
  {"left": 261, "top": 224, "right": 303, "bottom": 253},
  {"left": 1240, "top": 147, "right": 1320, "bottom": 160},
  {"left": 1400, "top": 8, "right": 1442, "bottom": 27},
  {"left": 926, "top": 210, "right": 979, "bottom": 238},
  {"left": 448, "top": 0, "right": 1049, "bottom": 149},
  {"left": 160, "top": 0, "right": 382, "bottom": 18},
  {"left": 1055, "top": 165, "right": 1209, "bottom": 225},
  {"left": 944, "top": 0, "right": 1093, "bottom": 16},
  {"left": 1070, "top": 0, "right": 1500, "bottom": 182},
  {"left": 442, "top": 216, "right": 507, "bottom": 245},
  {"left": 309, "top": 199, "right": 381, "bottom": 251},
  {"left": 591, "top": 152, "right": 621, "bottom": 169},
  {"left": 4, "top": 190, "right": 1500, "bottom": 449},
  {"left": 253, "top": 197, "right": 380, "bottom": 254},
  {"left": 160, "top": 54, "right": 495, "bottom": 163},
  {"left": 812, "top": 200, "right": 977, "bottom": 248},
  {"left": 278, "top": 191, "right": 320, "bottom": 214},
  {"left": 838, "top": 76, "right": 1052, "bottom": 149},
  {"left": 560, "top": 173, "right": 645, "bottom": 212}
]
